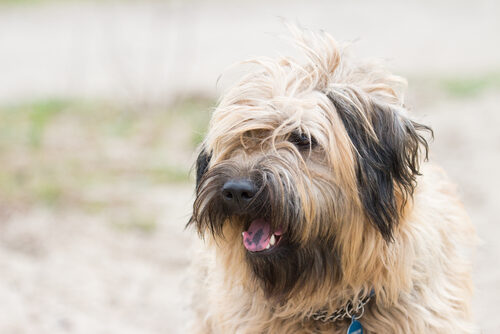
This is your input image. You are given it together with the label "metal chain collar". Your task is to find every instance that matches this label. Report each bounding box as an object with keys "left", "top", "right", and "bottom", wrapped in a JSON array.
[{"left": 308, "top": 293, "right": 373, "bottom": 324}]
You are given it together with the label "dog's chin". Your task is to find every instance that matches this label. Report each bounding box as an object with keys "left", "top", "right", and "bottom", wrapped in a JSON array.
[
  {"left": 245, "top": 242, "right": 301, "bottom": 299},
  {"left": 238, "top": 220, "right": 342, "bottom": 300}
]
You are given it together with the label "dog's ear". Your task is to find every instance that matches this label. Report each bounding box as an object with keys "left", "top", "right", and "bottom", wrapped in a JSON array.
[
  {"left": 195, "top": 148, "right": 211, "bottom": 188},
  {"left": 328, "top": 93, "right": 432, "bottom": 241}
]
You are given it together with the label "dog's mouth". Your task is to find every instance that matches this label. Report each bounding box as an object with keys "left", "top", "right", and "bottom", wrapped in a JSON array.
[{"left": 242, "top": 218, "right": 283, "bottom": 252}]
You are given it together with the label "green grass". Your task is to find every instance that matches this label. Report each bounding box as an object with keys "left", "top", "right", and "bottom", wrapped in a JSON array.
[
  {"left": 440, "top": 72, "right": 500, "bottom": 97},
  {"left": 33, "top": 179, "right": 64, "bottom": 206},
  {"left": 169, "top": 96, "right": 214, "bottom": 146},
  {"left": 28, "top": 99, "right": 69, "bottom": 148},
  {"left": 146, "top": 165, "right": 190, "bottom": 183},
  {"left": 112, "top": 215, "right": 158, "bottom": 234},
  {"left": 0, "top": 97, "right": 213, "bottom": 210}
]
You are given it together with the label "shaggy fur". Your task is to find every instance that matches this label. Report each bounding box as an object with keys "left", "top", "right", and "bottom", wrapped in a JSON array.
[{"left": 188, "top": 27, "right": 476, "bottom": 333}]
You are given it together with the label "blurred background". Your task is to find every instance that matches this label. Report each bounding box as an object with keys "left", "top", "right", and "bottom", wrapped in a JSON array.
[{"left": 0, "top": 0, "right": 498, "bottom": 333}]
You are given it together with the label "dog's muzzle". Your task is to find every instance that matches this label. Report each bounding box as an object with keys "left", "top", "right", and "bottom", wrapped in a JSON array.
[
  {"left": 220, "top": 178, "right": 284, "bottom": 252},
  {"left": 221, "top": 179, "right": 257, "bottom": 214}
]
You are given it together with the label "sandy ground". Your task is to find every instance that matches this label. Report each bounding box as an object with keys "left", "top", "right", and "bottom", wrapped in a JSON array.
[
  {"left": 0, "top": 1, "right": 499, "bottom": 333},
  {"left": 0, "top": 186, "right": 194, "bottom": 334}
]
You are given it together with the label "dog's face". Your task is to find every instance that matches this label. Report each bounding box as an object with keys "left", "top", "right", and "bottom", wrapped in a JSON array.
[{"left": 190, "top": 31, "right": 430, "bottom": 301}]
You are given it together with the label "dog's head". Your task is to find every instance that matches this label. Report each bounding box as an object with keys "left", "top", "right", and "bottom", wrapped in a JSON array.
[{"left": 189, "top": 28, "right": 431, "bottom": 302}]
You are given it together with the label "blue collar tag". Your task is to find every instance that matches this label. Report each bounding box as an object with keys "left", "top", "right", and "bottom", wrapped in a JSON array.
[{"left": 347, "top": 319, "right": 363, "bottom": 334}]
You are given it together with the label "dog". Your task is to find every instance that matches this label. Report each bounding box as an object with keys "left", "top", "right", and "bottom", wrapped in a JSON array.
[{"left": 187, "top": 27, "right": 476, "bottom": 333}]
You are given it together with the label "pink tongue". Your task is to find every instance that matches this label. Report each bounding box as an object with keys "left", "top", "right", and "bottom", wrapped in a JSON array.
[{"left": 242, "top": 219, "right": 271, "bottom": 252}]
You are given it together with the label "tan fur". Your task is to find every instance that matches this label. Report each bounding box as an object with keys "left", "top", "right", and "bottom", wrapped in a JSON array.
[{"left": 188, "top": 27, "right": 476, "bottom": 334}]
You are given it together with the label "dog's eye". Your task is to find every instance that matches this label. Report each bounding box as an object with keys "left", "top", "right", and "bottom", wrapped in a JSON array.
[{"left": 288, "top": 132, "right": 317, "bottom": 150}]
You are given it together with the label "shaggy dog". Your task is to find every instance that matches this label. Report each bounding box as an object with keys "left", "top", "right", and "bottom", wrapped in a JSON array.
[{"left": 188, "top": 27, "right": 476, "bottom": 333}]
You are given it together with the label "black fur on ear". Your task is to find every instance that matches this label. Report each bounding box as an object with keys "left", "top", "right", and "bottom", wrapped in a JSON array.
[
  {"left": 188, "top": 148, "right": 212, "bottom": 230},
  {"left": 327, "top": 92, "right": 432, "bottom": 241},
  {"left": 195, "top": 148, "right": 212, "bottom": 188}
]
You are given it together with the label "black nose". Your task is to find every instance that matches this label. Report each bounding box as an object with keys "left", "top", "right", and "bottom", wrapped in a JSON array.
[{"left": 222, "top": 179, "right": 257, "bottom": 212}]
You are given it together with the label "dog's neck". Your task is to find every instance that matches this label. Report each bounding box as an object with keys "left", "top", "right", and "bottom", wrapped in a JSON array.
[{"left": 307, "top": 290, "right": 374, "bottom": 325}]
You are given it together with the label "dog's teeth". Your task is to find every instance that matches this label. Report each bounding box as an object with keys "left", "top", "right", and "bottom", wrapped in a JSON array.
[
  {"left": 266, "top": 244, "right": 270, "bottom": 250},
  {"left": 270, "top": 235, "right": 276, "bottom": 246}
]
